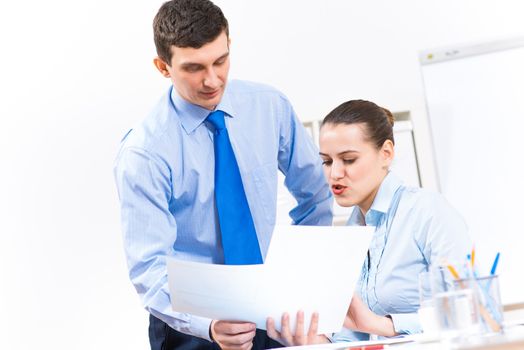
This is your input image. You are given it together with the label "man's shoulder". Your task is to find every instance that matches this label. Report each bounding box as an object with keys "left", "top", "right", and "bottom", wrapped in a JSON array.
[
  {"left": 119, "top": 88, "right": 177, "bottom": 153},
  {"left": 227, "top": 79, "right": 289, "bottom": 101}
]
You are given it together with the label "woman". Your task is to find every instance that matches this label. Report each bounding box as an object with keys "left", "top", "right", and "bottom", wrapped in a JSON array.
[{"left": 267, "top": 99, "right": 471, "bottom": 345}]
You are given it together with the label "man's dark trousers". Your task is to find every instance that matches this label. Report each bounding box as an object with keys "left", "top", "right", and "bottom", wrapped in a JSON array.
[{"left": 149, "top": 314, "right": 283, "bottom": 350}]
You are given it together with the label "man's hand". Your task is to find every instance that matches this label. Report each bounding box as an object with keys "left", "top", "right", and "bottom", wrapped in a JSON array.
[
  {"left": 344, "top": 294, "right": 396, "bottom": 337},
  {"left": 266, "top": 310, "right": 329, "bottom": 347},
  {"left": 210, "top": 320, "right": 257, "bottom": 350}
]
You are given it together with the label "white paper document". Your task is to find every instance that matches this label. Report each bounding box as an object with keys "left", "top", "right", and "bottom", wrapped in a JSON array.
[{"left": 167, "top": 225, "right": 374, "bottom": 334}]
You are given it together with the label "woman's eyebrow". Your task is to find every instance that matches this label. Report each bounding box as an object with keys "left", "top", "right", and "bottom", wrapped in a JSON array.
[
  {"left": 319, "top": 150, "right": 358, "bottom": 157},
  {"left": 338, "top": 150, "right": 358, "bottom": 156}
]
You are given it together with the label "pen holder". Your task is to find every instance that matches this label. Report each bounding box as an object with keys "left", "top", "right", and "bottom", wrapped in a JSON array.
[
  {"left": 426, "top": 264, "right": 481, "bottom": 340},
  {"left": 422, "top": 265, "right": 505, "bottom": 341},
  {"left": 433, "top": 286, "right": 481, "bottom": 340},
  {"left": 453, "top": 275, "right": 504, "bottom": 336}
]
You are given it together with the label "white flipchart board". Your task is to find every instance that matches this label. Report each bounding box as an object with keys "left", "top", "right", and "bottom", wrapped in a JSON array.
[{"left": 420, "top": 38, "right": 524, "bottom": 305}]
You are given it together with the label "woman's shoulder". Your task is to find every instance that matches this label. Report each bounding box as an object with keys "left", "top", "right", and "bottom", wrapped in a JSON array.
[
  {"left": 399, "top": 185, "right": 458, "bottom": 216},
  {"left": 398, "top": 185, "right": 470, "bottom": 248}
]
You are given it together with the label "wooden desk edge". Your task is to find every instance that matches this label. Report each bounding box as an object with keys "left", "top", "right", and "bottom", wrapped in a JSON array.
[{"left": 504, "top": 303, "right": 524, "bottom": 312}]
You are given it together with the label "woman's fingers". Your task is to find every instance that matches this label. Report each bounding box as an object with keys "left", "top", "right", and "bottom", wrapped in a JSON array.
[
  {"left": 280, "top": 312, "right": 293, "bottom": 344},
  {"left": 267, "top": 311, "right": 323, "bottom": 347},
  {"left": 266, "top": 317, "right": 281, "bottom": 341},
  {"left": 308, "top": 311, "right": 319, "bottom": 338},
  {"left": 295, "top": 310, "right": 305, "bottom": 341}
]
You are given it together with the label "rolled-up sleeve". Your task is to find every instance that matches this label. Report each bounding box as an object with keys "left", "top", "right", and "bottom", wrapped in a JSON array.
[
  {"left": 388, "top": 313, "right": 422, "bottom": 335},
  {"left": 331, "top": 327, "right": 370, "bottom": 342}
]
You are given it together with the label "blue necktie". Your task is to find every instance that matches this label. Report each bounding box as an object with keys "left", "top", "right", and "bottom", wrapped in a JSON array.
[{"left": 207, "top": 110, "right": 263, "bottom": 265}]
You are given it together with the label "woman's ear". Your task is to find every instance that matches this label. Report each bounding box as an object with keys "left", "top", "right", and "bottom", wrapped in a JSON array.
[
  {"left": 380, "top": 140, "right": 395, "bottom": 170},
  {"left": 153, "top": 57, "right": 171, "bottom": 78}
]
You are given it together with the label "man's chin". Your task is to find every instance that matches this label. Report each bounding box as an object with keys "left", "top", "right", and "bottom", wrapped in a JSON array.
[{"left": 199, "top": 95, "right": 223, "bottom": 110}]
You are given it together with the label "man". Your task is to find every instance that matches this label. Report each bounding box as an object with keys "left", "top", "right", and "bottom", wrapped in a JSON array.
[{"left": 114, "top": 0, "right": 332, "bottom": 349}]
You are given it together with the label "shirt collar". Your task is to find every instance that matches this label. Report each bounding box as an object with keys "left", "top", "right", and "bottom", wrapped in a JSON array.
[
  {"left": 369, "top": 171, "right": 403, "bottom": 215},
  {"left": 347, "top": 172, "right": 403, "bottom": 226},
  {"left": 170, "top": 85, "right": 236, "bottom": 134}
]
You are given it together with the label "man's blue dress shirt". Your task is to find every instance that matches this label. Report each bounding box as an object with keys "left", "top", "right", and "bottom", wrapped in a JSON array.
[
  {"left": 333, "top": 172, "right": 471, "bottom": 342},
  {"left": 114, "top": 80, "right": 332, "bottom": 340}
]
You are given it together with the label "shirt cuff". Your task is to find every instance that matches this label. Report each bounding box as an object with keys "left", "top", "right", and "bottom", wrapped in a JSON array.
[
  {"left": 331, "top": 327, "right": 370, "bottom": 342},
  {"left": 387, "top": 313, "right": 422, "bottom": 335},
  {"left": 187, "top": 315, "right": 213, "bottom": 341},
  {"left": 149, "top": 307, "right": 213, "bottom": 341}
]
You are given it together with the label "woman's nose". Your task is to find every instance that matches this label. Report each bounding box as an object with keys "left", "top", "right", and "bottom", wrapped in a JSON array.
[{"left": 330, "top": 162, "right": 345, "bottom": 180}]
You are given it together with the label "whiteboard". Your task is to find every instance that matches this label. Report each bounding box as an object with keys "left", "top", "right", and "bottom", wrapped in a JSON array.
[{"left": 420, "top": 38, "right": 524, "bottom": 305}]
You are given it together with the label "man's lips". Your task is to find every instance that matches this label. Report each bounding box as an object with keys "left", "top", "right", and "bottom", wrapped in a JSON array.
[
  {"left": 200, "top": 89, "right": 220, "bottom": 98},
  {"left": 332, "top": 184, "right": 348, "bottom": 195}
]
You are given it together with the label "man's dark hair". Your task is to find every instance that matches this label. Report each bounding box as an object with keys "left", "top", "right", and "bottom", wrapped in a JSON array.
[{"left": 153, "top": 0, "right": 229, "bottom": 64}]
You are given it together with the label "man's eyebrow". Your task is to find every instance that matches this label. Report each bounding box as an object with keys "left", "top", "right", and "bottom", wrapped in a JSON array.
[
  {"left": 180, "top": 52, "right": 230, "bottom": 69},
  {"left": 180, "top": 62, "right": 204, "bottom": 69},
  {"left": 215, "top": 52, "right": 229, "bottom": 61}
]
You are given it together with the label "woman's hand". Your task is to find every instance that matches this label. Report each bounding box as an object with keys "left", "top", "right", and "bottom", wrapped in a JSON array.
[
  {"left": 266, "top": 310, "right": 329, "bottom": 347},
  {"left": 344, "top": 294, "right": 397, "bottom": 337}
]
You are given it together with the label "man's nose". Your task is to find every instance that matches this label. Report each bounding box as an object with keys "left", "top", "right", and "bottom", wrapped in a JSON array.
[{"left": 203, "top": 68, "right": 220, "bottom": 89}]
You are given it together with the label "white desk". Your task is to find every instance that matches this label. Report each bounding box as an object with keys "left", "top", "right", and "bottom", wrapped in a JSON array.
[
  {"left": 400, "top": 325, "right": 524, "bottom": 350},
  {"left": 279, "top": 325, "right": 524, "bottom": 350}
]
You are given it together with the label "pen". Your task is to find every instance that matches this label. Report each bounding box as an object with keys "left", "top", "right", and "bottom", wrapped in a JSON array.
[
  {"left": 471, "top": 246, "right": 476, "bottom": 268},
  {"left": 446, "top": 264, "right": 461, "bottom": 281},
  {"left": 490, "top": 252, "right": 500, "bottom": 275},
  {"left": 467, "top": 254, "right": 478, "bottom": 279},
  {"left": 486, "top": 252, "right": 503, "bottom": 325},
  {"left": 347, "top": 345, "right": 388, "bottom": 350},
  {"left": 439, "top": 266, "right": 448, "bottom": 292}
]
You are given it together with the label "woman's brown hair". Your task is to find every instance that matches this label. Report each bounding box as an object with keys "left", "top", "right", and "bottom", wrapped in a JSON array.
[{"left": 321, "top": 99, "right": 395, "bottom": 149}]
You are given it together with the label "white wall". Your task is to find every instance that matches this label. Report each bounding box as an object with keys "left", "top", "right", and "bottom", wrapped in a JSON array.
[{"left": 1, "top": 1, "right": 523, "bottom": 349}]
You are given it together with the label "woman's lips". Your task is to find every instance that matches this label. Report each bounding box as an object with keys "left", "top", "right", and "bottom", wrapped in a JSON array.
[{"left": 332, "top": 184, "right": 347, "bottom": 195}]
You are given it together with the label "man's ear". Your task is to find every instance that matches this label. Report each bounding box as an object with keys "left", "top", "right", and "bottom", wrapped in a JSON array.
[
  {"left": 153, "top": 57, "right": 171, "bottom": 78},
  {"left": 380, "top": 139, "right": 395, "bottom": 169}
]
